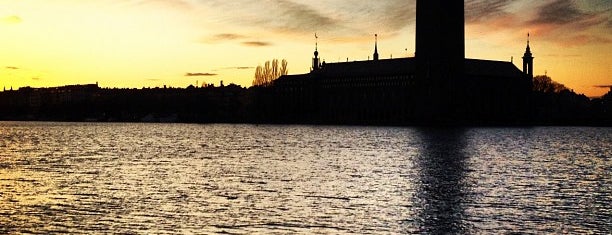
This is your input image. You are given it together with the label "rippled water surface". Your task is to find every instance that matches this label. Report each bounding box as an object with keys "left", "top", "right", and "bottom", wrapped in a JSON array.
[{"left": 0, "top": 122, "right": 610, "bottom": 234}]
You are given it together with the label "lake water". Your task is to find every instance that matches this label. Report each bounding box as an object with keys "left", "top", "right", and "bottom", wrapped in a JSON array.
[{"left": 0, "top": 122, "right": 610, "bottom": 234}]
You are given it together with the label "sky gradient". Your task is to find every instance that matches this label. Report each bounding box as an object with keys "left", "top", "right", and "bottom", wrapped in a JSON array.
[{"left": 1, "top": 0, "right": 610, "bottom": 97}]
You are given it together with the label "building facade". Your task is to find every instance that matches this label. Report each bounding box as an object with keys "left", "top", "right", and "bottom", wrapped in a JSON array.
[{"left": 272, "top": 0, "right": 533, "bottom": 125}]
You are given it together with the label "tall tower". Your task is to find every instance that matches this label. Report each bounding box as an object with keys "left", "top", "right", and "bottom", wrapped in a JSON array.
[
  {"left": 373, "top": 34, "right": 379, "bottom": 61},
  {"left": 523, "top": 33, "right": 534, "bottom": 79},
  {"left": 415, "top": 0, "right": 465, "bottom": 81}
]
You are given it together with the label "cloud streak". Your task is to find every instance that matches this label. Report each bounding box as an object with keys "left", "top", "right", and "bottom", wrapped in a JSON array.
[
  {"left": 465, "top": 0, "right": 515, "bottom": 23},
  {"left": 241, "top": 41, "right": 272, "bottom": 47},
  {"left": 185, "top": 72, "right": 217, "bottom": 77},
  {"left": 531, "top": 0, "right": 591, "bottom": 24},
  {"left": 528, "top": 0, "right": 610, "bottom": 46},
  {"left": 464, "top": 0, "right": 610, "bottom": 47},
  {"left": 205, "top": 33, "right": 247, "bottom": 43}
]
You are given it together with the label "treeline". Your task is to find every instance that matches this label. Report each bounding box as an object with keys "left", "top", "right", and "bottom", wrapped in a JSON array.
[{"left": 531, "top": 75, "right": 611, "bottom": 125}]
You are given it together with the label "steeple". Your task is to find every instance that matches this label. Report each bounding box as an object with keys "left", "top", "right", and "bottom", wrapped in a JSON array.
[
  {"left": 312, "top": 33, "right": 320, "bottom": 71},
  {"left": 523, "top": 33, "right": 534, "bottom": 79},
  {"left": 373, "top": 34, "right": 379, "bottom": 61}
]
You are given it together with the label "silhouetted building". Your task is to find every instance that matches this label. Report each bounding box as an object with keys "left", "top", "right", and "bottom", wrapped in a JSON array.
[{"left": 273, "top": 0, "right": 532, "bottom": 125}]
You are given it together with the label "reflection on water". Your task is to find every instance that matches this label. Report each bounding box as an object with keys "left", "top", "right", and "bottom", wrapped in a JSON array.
[
  {"left": 0, "top": 122, "right": 610, "bottom": 234},
  {"left": 413, "top": 128, "right": 469, "bottom": 234}
]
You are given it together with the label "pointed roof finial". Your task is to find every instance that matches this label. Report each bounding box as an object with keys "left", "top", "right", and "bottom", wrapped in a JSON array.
[
  {"left": 373, "top": 34, "right": 379, "bottom": 61},
  {"left": 315, "top": 32, "right": 318, "bottom": 51},
  {"left": 374, "top": 34, "right": 378, "bottom": 51},
  {"left": 525, "top": 32, "right": 532, "bottom": 54}
]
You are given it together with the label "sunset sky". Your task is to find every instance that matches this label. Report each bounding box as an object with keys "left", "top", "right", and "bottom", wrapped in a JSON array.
[{"left": 0, "top": 0, "right": 610, "bottom": 97}]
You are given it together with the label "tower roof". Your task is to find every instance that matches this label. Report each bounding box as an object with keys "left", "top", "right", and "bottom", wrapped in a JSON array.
[
  {"left": 524, "top": 33, "right": 533, "bottom": 57},
  {"left": 373, "top": 34, "right": 379, "bottom": 60}
]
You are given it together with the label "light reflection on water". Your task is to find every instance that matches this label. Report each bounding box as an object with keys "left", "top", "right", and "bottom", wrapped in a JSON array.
[{"left": 0, "top": 122, "right": 610, "bottom": 234}]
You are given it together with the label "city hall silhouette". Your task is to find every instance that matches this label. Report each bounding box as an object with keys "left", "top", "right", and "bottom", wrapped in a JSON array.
[{"left": 271, "top": 0, "right": 533, "bottom": 125}]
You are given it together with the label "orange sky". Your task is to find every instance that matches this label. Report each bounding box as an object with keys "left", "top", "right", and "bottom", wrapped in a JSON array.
[{"left": 1, "top": 0, "right": 610, "bottom": 97}]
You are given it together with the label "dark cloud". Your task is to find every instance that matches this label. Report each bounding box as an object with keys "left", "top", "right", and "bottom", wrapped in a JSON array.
[
  {"left": 5, "top": 66, "right": 19, "bottom": 70},
  {"left": 203, "top": 33, "right": 273, "bottom": 47},
  {"left": 465, "top": 0, "right": 514, "bottom": 23},
  {"left": 527, "top": 0, "right": 610, "bottom": 46},
  {"left": 200, "top": 0, "right": 342, "bottom": 34},
  {"left": 270, "top": 0, "right": 341, "bottom": 33},
  {"left": 362, "top": 0, "right": 416, "bottom": 32},
  {"left": 531, "top": 0, "right": 594, "bottom": 24},
  {"left": 31, "top": 77, "right": 41, "bottom": 81},
  {"left": 202, "top": 33, "right": 248, "bottom": 44},
  {"left": 185, "top": 72, "right": 217, "bottom": 77},
  {"left": 146, "top": 78, "right": 161, "bottom": 81},
  {"left": 594, "top": 85, "right": 612, "bottom": 88},
  {"left": 241, "top": 41, "right": 272, "bottom": 47}
]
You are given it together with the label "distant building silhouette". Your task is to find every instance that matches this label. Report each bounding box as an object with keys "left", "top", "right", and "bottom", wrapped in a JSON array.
[{"left": 273, "top": 0, "right": 532, "bottom": 125}]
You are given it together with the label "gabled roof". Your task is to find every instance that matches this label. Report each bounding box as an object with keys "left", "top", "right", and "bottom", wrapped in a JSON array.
[
  {"left": 465, "top": 59, "right": 523, "bottom": 79},
  {"left": 316, "top": 58, "right": 415, "bottom": 78},
  {"left": 276, "top": 57, "right": 524, "bottom": 82}
]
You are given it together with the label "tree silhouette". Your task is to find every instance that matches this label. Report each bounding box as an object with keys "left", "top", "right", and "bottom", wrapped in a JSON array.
[
  {"left": 533, "top": 75, "right": 568, "bottom": 93},
  {"left": 253, "top": 59, "right": 288, "bottom": 87}
]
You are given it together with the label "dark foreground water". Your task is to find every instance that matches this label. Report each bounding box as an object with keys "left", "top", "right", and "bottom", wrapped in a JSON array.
[{"left": 0, "top": 122, "right": 610, "bottom": 234}]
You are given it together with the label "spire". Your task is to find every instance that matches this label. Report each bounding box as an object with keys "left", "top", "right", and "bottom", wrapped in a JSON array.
[
  {"left": 373, "top": 34, "right": 379, "bottom": 61},
  {"left": 523, "top": 32, "right": 534, "bottom": 79},
  {"left": 525, "top": 32, "right": 531, "bottom": 54},
  {"left": 312, "top": 33, "right": 320, "bottom": 71}
]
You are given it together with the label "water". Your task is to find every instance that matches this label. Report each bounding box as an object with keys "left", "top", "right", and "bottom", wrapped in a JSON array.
[{"left": 0, "top": 122, "right": 610, "bottom": 234}]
